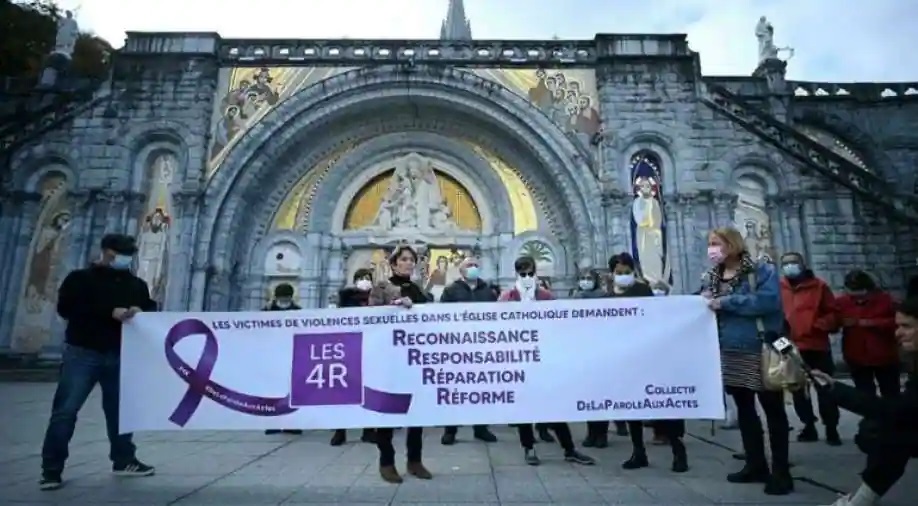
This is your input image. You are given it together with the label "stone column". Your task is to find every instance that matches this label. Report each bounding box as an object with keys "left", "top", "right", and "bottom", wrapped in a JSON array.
[
  {"left": 675, "top": 193, "right": 707, "bottom": 292},
  {"left": 163, "top": 190, "right": 201, "bottom": 310},
  {"left": 601, "top": 189, "right": 630, "bottom": 260},
  {"left": 776, "top": 192, "right": 805, "bottom": 255},
  {"left": 764, "top": 197, "right": 785, "bottom": 258}
]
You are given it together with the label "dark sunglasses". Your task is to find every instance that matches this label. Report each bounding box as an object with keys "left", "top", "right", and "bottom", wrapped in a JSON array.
[{"left": 516, "top": 271, "right": 535, "bottom": 278}]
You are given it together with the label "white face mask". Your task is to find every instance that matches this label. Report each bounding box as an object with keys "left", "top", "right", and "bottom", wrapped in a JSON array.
[
  {"left": 517, "top": 276, "right": 536, "bottom": 290},
  {"left": 355, "top": 279, "right": 373, "bottom": 291},
  {"left": 578, "top": 279, "right": 595, "bottom": 291},
  {"left": 652, "top": 289, "right": 666, "bottom": 296},
  {"left": 614, "top": 274, "right": 635, "bottom": 288},
  {"left": 276, "top": 299, "right": 292, "bottom": 309}
]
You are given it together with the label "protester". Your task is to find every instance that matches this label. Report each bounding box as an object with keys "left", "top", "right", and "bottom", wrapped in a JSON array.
[
  {"left": 262, "top": 283, "right": 304, "bottom": 436},
  {"left": 600, "top": 254, "right": 688, "bottom": 472},
  {"left": 40, "top": 234, "right": 157, "bottom": 490},
  {"left": 811, "top": 296, "right": 917, "bottom": 506},
  {"left": 574, "top": 268, "right": 619, "bottom": 448},
  {"left": 439, "top": 257, "right": 499, "bottom": 445},
  {"left": 703, "top": 227, "right": 793, "bottom": 495},
  {"left": 369, "top": 245, "right": 433, "bottom": 483},
  {"left": 329, "top": 269, "right": 377, "bottom": 446},
  {"left": 500, "top": 255, "right": 595, "bottom": 466},
  {"left": 779, "top": 252, "right": 842, "bottom": 445},
  {"left": 647, "top": 280, "right": 685, "bottom": 446},
  {"left": 836, "top": 270, "right": 900, "bottom": 399}
]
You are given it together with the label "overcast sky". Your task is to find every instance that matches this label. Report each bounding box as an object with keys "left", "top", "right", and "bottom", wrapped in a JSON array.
[{"left": 54, "top": 0, "right": 918, "bottom": 82}]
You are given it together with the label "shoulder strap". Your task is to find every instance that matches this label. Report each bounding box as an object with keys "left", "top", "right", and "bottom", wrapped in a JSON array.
[{"left": 746, "top": 268, "right": 766, "bottom": 336}]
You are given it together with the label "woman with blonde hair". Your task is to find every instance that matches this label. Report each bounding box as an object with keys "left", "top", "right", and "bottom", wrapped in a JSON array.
[{"left": 702, "top": 227, "right": 793, "bottom": 495}]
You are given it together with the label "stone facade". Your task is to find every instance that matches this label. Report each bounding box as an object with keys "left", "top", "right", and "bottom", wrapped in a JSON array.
[{"left": 1, "top": 20, "right": 917, "bottom": 357}]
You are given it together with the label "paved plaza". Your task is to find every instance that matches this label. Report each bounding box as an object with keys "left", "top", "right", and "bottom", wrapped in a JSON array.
[{"left": 1, "top": 382, "right": 915, "bottom": 505}]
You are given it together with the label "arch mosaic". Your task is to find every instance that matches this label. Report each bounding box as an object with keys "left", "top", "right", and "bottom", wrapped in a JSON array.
[
  {"left": 312, "top": 133, "right": 513, "bottom": 237},
  {"left": 10, "top": 145, "right": 79, "bottom": 192},
  {"left": 197, "top": 66, "right": 600, "bottom": 284}
]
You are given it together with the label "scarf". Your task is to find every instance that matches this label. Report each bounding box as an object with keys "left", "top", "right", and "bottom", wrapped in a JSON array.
[{"left": 704, "top": 253, "right": 757, "bottom": 297}]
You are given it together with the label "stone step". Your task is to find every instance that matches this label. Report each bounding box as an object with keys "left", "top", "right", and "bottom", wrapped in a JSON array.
[{"left": 702, "top": 83, "right": 918, "bottom": 224}]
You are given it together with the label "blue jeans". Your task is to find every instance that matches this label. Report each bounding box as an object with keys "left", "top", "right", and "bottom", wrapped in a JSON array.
[{"left": 41, "top": 344, "right": 136, "bottom": 472}]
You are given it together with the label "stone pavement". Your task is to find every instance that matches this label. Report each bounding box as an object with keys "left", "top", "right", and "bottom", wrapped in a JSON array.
[{"left": 1, "top": 383, "right": 915, "bottom": 505}]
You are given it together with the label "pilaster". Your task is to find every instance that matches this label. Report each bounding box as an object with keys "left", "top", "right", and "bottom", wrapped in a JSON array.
[
  {"left": 0, "top": 191, "right": 42, "bottom": 348},
  {"left": 164, "top": 190, "right": 202, "bottom": 310}
]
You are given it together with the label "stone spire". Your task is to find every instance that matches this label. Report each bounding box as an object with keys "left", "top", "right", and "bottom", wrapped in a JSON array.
[{"left": 439, "top": 0, "right": 472, "bottom": 40}]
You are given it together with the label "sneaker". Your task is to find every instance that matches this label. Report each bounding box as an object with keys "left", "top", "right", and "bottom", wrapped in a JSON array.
[
  {"left": 564, "top": 450, "right": 596, "bottom": 466},
  {"left": 112, "top": 460, "right": 155, "bottom": 477},
  {"left": 265, "top": 429, "right": 281, "bottom": 435},
  {"left": 581, "top": 435, "right": 596, "bottom": 447},
  {"left": 726, "top": 464, "right": 769, "bottom": 483},
  {"left": 524, "top": 448, "right": 541, "bottom": 466},
  {"left": 39, "top": 471, "right": 62, "bottom": 491}
]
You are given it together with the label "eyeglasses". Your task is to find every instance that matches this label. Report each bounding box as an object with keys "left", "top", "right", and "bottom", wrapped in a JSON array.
[{"left": 516, "top": 271, "right": 535, "bottom": 278}]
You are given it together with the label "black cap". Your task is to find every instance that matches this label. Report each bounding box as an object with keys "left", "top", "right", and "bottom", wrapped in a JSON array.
[{"left": 100, "top": 234, "right": 137, "bottom": 255}]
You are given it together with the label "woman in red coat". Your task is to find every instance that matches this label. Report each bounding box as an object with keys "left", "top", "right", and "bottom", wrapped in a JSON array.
[{"left": 837, "top": 270, "right": 900, "bottom": 398}]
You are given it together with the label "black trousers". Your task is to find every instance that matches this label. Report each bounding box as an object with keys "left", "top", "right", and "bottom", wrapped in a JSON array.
[
  {"left": 375, "top": 427, "right": 422, "bottom": 466},
  {"left": 862, "top": 432, "right": 914, "bottom": 495},
  {"left": 517, "top": 423, "right": 574, "bottom": 451},
  {"left": 627, "top": 420, "right": 685, "bottom": 455},
  {"left": 586, "top": 420, "right": 628, "bottom": 438},
  {"left": 792, "top": 350, "right": 840, "bottom": 427},
  {"left": 850, "top": 364, "right": 900, "bottom": 399},
  {"left": 443, "top": 425, "right": 489, "bottom": 435},
  {"left": 727, "top": 385, "right": 790, "bottom": 470}
]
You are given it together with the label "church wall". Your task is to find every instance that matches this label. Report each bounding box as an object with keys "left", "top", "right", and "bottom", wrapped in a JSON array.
[
  {"left": 594, "top": 58, "right": 911, "bottom": 295},
  {"left": 0, "top": 47, "right": 219, "bottom": 354}
]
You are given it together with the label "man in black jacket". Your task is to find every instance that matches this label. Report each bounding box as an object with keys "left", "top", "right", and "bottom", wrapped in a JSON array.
[
  {"left": 811, "top": 297, "right": 917, "bottom": 506},
  {"left": 439, "top": 257, "right": 499, "bottom": 445},
  {"left": 263, "top": 283, "right": 303, "bottom": 436},
  {"left": 40, "top": 234, "right": 157, "bottom": 491}
]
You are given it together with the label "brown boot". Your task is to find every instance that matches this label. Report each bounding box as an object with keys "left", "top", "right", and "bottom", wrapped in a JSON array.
[
  {"left": 406, "top": 461, "right": 432, "bottom": 479},
  {"left": 379, "top": 465, "right": 403, "bottom": 484}
]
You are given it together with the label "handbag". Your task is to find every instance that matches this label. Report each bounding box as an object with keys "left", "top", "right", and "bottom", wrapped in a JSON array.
[{"left": 748, "top": 269, "right": 807, "bottom": 392}]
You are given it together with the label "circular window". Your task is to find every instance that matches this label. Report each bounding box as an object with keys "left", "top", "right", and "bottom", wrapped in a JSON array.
[{"left": 275, "top": 252, "right": 284, "bottom": 260}]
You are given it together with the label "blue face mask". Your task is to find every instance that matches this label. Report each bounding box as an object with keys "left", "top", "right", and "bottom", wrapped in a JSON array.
[
  {"left": 111, "top": 254, "right": 133, "bottom": 270},
  {"left": 465, "top": 266, "right": 480, "bottom": 280},
  {"left": 782, "top": 263, "right": 802, "bottom": 278}
]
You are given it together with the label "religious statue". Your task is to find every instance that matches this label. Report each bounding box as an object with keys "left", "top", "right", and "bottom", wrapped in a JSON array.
[
  {"left": 12, "top": 205, "right": 71, "bottom": 353},
  {"left": 755, "top": 15, "right": 794, "bottom": 66},
  {"left": 136, "top": 155, "right": 176, "bottom": 304},
  {"left": 424, "top": 255, "right": 450, "bottom": 301},
  {"left": 53, "top": 11, "right": 79, "bottom": 59},
  {"left": 631, "top": 176, "right": 666, "bottom": 282},
  {"left": 369, "top": 153, "right": 457, "bottom": 233}
]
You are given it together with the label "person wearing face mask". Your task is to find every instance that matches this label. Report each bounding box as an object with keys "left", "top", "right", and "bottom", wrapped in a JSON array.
[
  {"left": 778, "top": 252, "right": 842, "bottom": 446},
  {"left": 605, "top": 253, "right": 688, "bottom": 473},
  {"left": 262, "top": 283, "right": 304, "bottom": 436},
  {"left": 499, "top": 256, "right": 596, "bottom": 466},
  {"left": 39, "top": 234, "right": 157, "bottom": 491},
  {"left": 438, "top": 257, "right": 500, "bottom": 445},
  {"left": 809, "top": 297, "right": 917, "bottom": 506},
  {"left": 573, "top": 267, "right": 629, "bottom": 447},
  {"left": 328, "top": 269, "right": 377, "bottom": 446},
  {"left": 702, "top": 227, "right": 792, "bottom": 495},
  {"left": 836, "top": 270, "right": 900, "bottom": 399},
  {"left": 370, "top": 245, "right": 434, "bottom": 484}
]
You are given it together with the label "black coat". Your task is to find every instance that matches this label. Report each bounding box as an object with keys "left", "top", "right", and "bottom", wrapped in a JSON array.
[
  {"left": 440, "top": 278, "right": 498, "bottom": 303},
  {"left": 338, "top": 287, "right": 370, "bottom": 308}
]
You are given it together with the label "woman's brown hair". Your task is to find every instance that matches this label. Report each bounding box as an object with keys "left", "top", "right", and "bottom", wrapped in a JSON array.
[{"left": 708, "top": 227, "right": 747, "bottom": 258}]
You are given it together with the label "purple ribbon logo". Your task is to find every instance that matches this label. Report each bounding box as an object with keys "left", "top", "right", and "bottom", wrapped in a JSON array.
[{"left": 164, "top": 319, "right": 413, "bottom": 427}]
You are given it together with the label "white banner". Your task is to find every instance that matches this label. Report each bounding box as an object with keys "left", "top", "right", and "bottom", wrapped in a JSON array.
[{"left": 120, "top": 296, "right": 724, "bottom": 432}]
